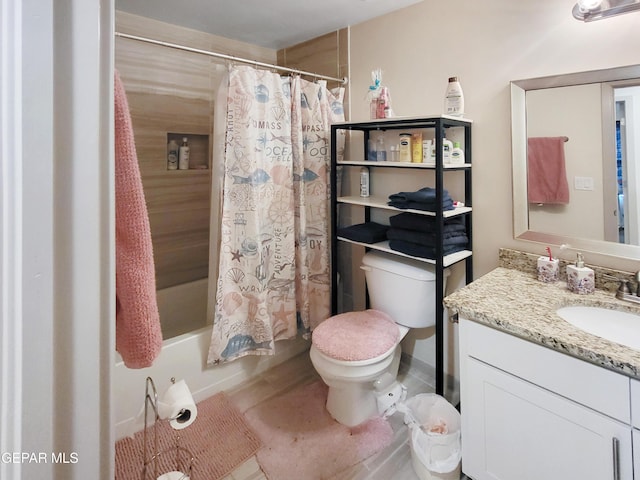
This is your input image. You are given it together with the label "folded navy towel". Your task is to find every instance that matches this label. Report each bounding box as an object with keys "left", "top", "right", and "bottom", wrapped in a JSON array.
[
  {"left": 388, "top": 187, "right": 451, "bottom": 204},
  {"left": 389, "top": 213, "right": 466, "bottom": 233},
  {"left": 386, "top": 227, "right": 468, "bottom": 247},
  {"left": 337, "top": 222, "right": 389, "bottom": 244},
  {"left": 388, "top": 198, "right": 455, "bottom": 211},
  {"left": 388, "top": 239, "right": 467, "bottom": 260}
]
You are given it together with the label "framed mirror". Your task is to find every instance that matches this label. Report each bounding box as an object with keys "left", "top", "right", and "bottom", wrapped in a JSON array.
[{"left": 511, "top": 64, "right": 640, "bottom": 259}]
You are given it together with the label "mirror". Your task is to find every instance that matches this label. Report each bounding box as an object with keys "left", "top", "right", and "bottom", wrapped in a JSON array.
[{"left": 511, "top": 64, "right": 640, "bottom": 259}]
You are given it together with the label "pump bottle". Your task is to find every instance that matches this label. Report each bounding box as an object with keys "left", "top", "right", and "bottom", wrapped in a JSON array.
[
  {"left": 444, "top": 77, "right": 465, "bottom": 117},
  {"left": 566, "top": 252, "right": 595, "bottom": 294},
  {"left": 178, "top": 137, "right": 190, "bottom": 170}
]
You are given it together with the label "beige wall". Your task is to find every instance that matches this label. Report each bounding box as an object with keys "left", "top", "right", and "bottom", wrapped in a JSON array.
[{"left": 349, "top": 0, "right": 640, "bottom": 277}]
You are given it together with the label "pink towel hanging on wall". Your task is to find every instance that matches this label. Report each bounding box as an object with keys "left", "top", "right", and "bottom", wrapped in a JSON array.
[
  {"left": 527, "top": 136, "right": 570, "bottom": 205},
  {"left": 114, "top": 70, "right": 162, "bottom": 368}
]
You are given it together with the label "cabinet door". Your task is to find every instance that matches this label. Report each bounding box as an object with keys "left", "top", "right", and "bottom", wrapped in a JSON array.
[
  {"left": 634, "top": 430, "right": 640, "bottom": 479},
  {"left": 462, "top": 358, "right": 633, "bottom": 480}
]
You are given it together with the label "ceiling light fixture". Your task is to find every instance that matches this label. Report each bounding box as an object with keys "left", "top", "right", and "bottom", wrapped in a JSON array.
[
  {"left": 573, "top": 0, "right": 640, "bottom": 21},
  {"left": 578, "top": 0, "right": 603, "bottom": 10}
]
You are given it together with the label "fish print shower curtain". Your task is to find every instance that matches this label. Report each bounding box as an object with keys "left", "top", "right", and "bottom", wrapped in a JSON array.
[{"left": 208, "top": 66, "right": 345, "bottom": 364}]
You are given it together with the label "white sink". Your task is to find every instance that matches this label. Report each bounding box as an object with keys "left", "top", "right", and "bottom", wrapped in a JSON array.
[{"left": 556, "top": 305, "right": 640, "bottom": 351}]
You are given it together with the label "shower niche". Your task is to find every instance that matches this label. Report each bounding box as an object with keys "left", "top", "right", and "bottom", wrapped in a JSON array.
[{"left": 166, "top": 132, "right": 211, "bottom": 171}]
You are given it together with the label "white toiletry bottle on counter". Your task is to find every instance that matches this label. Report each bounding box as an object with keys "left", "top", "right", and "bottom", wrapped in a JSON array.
[
  {"left": 360, "top": 167, "right": 370, "bottom": 197},
  {"left": 444, "top": 76, "right": 464, "bottom": 117},
  {"left": 167, "top": 139, "right": 179, "bottom": 170},
  {"left": 179, "top": 137, "right": 190, "bottom": 170}
]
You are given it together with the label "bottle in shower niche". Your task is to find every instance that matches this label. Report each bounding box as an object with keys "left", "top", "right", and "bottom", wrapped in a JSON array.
[
  {"left": 178, "top": 137, "right": 190, "bottom": 170},
  {"left": 167, "top": 139, "right": 179, "bottom": 170},
  {"left": 444, "top": 76, "right": 464, "bottom": 117},
  {"left": 359, "top": 167, "right": 370, "bottom": 198}
]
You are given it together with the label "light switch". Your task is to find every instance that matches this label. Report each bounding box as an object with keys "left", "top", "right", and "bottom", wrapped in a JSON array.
[{"left": 574, "top": 176, "right": 594, "bottom": 191}]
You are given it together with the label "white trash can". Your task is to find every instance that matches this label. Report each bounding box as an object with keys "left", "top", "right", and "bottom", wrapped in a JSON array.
[{"left": 398, "top": 393, "right": 461, "bottom": 480}]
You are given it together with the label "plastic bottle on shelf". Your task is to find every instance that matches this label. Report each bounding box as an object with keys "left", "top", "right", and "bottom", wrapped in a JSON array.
[
  {"left": 399, "top": 133, "right": 412, "bottom": 162},
  {"left": 444, "top": 76, "right": 465, "bottom": 117},
  {"left": 367, "top": 138, "right": 377, "bottom": 161},
  {"left": 443, "top": 138, "right": 453, "bottom": 164},
  {"left": 376, "top": 135, "right": 387, "bottom": 161},
  {"left": 376, "top": 87, "right": 390, "bottom": 119},
  {"left": 389, "top": 145, "right": 399, "bottom": 162},
  {"left": 167, "top": 139, "right": 179, "bottom": 170},
  {"left": 360, "top": 167, "right": 370, "bottom": 197},
  {"left": 451, "top": 142, "right": 465, "bottom": 164},
  {"left": 422, "top": 140, "right": 433, "bottom": 163},
  {"left": 178, "top": 137, "right": 190, "bottom": 170}
]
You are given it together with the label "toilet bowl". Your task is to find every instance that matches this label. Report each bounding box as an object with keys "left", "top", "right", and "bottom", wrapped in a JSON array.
[{"left": 311, "top": 251, "right": 448, "bottom": 427}]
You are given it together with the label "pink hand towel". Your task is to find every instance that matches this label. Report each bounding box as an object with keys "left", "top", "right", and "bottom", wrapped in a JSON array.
[
  {"left": 527, "top": 136, "right": 570, "bottom": 204},
  {"left": 114, "top": 70, "right": 162, "bottom": 368}
]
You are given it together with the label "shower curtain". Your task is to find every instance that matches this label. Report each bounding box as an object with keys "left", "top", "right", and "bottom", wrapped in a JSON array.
[{"left": 208, "top": 65, "right": 345, "bottom": 364}]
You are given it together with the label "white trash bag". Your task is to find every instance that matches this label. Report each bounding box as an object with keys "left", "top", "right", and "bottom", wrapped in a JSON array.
[{"left": 397, "top": 394, "right": 461, "bottom": 479}]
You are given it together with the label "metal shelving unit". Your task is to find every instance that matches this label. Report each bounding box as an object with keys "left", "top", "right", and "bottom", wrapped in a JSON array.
[{"left": 330, "top": 115, "right": 473, "bottom": 396}]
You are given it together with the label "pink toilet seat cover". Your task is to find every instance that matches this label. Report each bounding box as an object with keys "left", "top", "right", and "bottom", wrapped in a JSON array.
[{"left": 312, "top": 309, "right": 400, "bottom": 361}]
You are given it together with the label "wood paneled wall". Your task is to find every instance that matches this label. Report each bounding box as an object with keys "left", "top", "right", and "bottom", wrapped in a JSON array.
[{"left": 277, "top": 29, "right": 350, "bottom": 117}]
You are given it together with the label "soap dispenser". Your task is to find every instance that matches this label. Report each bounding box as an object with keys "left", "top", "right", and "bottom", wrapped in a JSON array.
[{"left": 566, "top": 252, "right": 595, "bottom": 294}]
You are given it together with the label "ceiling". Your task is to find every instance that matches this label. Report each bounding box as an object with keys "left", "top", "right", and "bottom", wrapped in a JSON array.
[{"left": 115, "top": 0, "right": 423, "bottom": 49}]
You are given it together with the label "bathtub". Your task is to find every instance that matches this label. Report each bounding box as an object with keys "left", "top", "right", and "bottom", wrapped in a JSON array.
[
  {"left": 156, "top": 278, "right": 210, "bottom": 339},
  {"left": 114, "top": 279, "right": 310, "bottom": 440}
]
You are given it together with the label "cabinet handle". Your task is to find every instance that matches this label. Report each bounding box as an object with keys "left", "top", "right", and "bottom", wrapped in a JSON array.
[{"left": 612, "top": 437, "right": 620, "bottom": 480}]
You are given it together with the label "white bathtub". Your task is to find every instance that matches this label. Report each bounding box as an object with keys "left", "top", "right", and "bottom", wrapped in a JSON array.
[
  {"left": 114, "top": 279, "right": 310, "bottom": 440},
  {"left": 156, "top": 278, "right": 209, "bottom": 339}
]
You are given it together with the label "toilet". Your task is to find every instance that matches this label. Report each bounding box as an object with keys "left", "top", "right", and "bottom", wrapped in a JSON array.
[{"left": 310, "top": 250, "right": 448, "bottom": 427}]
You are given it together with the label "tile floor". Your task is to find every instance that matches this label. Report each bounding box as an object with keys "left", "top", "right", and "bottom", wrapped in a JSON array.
[{"left": 223, "top": 350, "right": 470, "bottom": 480}]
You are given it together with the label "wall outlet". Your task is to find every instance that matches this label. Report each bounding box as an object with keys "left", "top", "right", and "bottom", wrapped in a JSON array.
[{"left": 574, "top": 176, "right": 594, "bottom": 191}]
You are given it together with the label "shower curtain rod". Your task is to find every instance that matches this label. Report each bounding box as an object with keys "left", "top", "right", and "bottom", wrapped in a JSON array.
[{"left": 115, "top": 32, "right": 349, "bottom": 85}]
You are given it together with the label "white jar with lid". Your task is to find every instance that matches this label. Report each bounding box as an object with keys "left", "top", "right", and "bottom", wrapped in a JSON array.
[{"left": 399, "top": 133, "right": 412, "bottom": 162}]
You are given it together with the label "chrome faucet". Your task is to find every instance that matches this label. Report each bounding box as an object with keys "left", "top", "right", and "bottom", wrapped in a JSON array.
[{"left": 614, "top": 271, "right": 640, "bottom": 305}]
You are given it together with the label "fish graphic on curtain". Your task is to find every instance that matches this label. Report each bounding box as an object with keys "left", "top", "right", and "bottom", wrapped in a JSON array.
[{"left": 208, "top": 66, "right": 345, "bottom": 364}]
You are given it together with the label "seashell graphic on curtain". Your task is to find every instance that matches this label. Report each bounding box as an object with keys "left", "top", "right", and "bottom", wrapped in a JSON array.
[{"left": 208, "top": 66, "right": 345, "bottom": 364}]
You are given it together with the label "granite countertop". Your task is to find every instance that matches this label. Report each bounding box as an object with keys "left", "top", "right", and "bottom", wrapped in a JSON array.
[{"left": 444, "top": 266, "right": 640, "bottom": 379}]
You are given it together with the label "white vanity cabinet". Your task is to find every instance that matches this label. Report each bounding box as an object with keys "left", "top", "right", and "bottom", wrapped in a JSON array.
[
  {"left": 632, "top": 379, "right": 640, "bottom": 476},
  {"left": 459, "top": 317, "right": 633, "bottom": 480}
]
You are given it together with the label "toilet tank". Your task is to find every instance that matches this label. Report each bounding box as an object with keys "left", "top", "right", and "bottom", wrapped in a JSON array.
[{"left": 361, "top": 251, "right": 449, "bottom": 328}]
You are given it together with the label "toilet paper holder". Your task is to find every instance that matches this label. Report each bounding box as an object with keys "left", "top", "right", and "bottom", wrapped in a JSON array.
[{"left": 142, "top": 377, "right": 195, "bottom": 480}]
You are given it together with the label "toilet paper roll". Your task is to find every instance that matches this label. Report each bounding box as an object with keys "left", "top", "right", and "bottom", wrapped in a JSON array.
[{"left": 157, "top": 379, "right": 198, "bottom": 430}]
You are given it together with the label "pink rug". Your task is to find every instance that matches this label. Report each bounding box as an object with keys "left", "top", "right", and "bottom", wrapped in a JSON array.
[
  {"left": 243, "top": 381, "right": 394, "bottom": 479},
  {"left": 115, "top": 391, "right": 262, "bottom": 480}
]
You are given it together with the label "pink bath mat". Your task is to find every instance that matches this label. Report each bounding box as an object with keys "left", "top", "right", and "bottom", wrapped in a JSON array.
[
  {"left": 115, "top": 391, "right": 262, "bottom": 480},
  {"left": 242, "top": 380, "right": 394, "bottom": 479}
]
